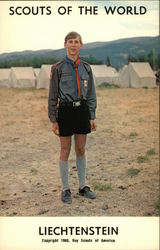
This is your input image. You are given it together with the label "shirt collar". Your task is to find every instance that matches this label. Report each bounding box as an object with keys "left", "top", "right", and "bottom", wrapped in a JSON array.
[{"left": 65, "top": 55, "right": 80, "bottom": 66}]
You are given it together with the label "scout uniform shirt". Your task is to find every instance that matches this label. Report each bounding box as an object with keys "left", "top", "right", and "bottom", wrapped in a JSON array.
[{"left": 48, "top": 56, "right": 97, "bottom": 123}]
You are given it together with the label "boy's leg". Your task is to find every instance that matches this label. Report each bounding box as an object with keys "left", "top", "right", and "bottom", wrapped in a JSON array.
[
  {"left": 59, "top": 136, "right": 72, "bottom": 203},
  {"left": 60, "top": 136, "right": 72, "bottom": 161},
  {"left": 74, "top": 134, "right": 87, "bottom": 189},
  {"left": 74, "top": 134, "right": 96, "bottom": 199}
]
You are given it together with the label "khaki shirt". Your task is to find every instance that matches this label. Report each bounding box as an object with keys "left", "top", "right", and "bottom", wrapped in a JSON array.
[{"left": 48, "top": 58, "right": 97, "bottom": 123}]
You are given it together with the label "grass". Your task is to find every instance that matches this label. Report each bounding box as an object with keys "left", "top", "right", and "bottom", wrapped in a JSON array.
[
  {"left": 137, "top": 148, "right": 156, "bottom": 163},
  {"left": 129, "top": 131, "right": 138, "bottom": 137},
  {"left": 30, "top": 168, "right": 38, "bottom": 175},
  {"left": 138, "top": 118, "right": 144, "bottom": 123},
  {"left": 146, "top": 148, "right": 156, "bottom": 156},
  {"left": 12, "top": 87, "right": 36, "bottom": 93},
  {"left": 137, "top": 155, "right": 149, "bottom": 163},
  {"left": 93, "top": 182, "right": 112, "bottom": 191},
  {"left": 97, "top": 82, "right": 120, "bottom": 89},
  {"left": 12, "top": 88, "right": 47, "bottom": 95},
  {"left": 155, "top": 200, "right": 160, "bottom": 214},
  {"left": 103, "top": 128, "right": 113, "bottom": 134},
  {"left": 127, "top": 168, "right": 140, "bottom": 177}
]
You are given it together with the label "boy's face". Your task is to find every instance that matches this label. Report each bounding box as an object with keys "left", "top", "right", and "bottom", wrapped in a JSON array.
[{"left": 64, "top": 36, "right": 82, "bottom": 58}]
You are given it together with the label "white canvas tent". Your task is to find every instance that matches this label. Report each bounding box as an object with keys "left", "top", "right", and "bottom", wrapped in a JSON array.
[
  {"left": 90, "top": 65, "right": 118, "bottom": 86},
  {"left": 129, "top": 62, "right": 156, "bottom": 88},
  {"left": 36, "top": 65, "right": 52, "bottom": 89},
  {"left": 9, "top": 67, "right": 36, "bottom": 88},
  {"left": 0, "top": 68, "right": 11, "bottom": 87},
  {"left": 33, "top": 68, "right": 40, "bottom": 77},
  {"left": 117, "top": 65, "right": 130, "bottom": 88},
  {"left": 117, "top": 62, "right": 156, "bottom": 88}
]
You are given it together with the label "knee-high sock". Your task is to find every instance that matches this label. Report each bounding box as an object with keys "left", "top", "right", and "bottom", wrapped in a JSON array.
[
  {"left": 76, "top": 156, "right": 86, "bottom": 189},
  {"left": 59, "top": 160, "right": 69, "bottom": 191}
]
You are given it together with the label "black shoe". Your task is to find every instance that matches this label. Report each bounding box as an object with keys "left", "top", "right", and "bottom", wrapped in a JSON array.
[
  {"left": 61, "top": 189, "right": 72, "bottom": 204},
  {"left": 79, "top": 186, "right": 96, "bottom": 199}
]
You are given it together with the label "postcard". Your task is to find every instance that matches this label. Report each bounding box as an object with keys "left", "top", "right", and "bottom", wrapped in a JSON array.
[{"left": 0, "top": 1, "right": 159, "bottom": 249}]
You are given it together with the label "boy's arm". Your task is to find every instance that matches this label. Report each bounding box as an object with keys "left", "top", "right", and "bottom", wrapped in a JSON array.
[
  {"left": 87, "top": 68, "right": 97, "bottom": 120},
  {"left": 48, "top": 65, "right": 59, "bottom": 123}
]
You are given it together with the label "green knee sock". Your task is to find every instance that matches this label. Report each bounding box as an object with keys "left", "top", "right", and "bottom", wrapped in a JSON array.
[
  {"left": 76, "top": 156, "right": 86, "bottom": 189},
  {"left": 59, "top": 160, "right": 70, "bottom": 191}
]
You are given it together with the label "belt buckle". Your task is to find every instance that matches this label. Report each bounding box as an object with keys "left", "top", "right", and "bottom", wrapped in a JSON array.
[{"left": 73, "top": 101, "right": 81, "bottom": 107}]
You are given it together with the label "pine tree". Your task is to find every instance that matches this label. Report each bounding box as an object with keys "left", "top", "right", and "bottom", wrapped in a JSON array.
[{"left": 106, "top": 56, "right": 111, "bottom": 66}]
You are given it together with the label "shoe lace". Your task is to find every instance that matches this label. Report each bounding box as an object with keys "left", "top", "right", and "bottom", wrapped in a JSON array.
[
  {"left": 84, "top": 186, "right": 91, "bottom": 192},
  {"left": 64, "top": 189, "right": 71, "bottom": 196}
]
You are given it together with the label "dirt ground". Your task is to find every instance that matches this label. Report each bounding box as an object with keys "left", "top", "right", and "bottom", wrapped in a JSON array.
[{"left": 0, "top": 87, "right": 159, "bottom": 216}]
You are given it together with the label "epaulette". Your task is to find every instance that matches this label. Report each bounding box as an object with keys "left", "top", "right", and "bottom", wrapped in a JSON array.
[
  {"left": 51, "top": 60, "right": 65, "bottom": 80},
  {"left": 81, "top": 59, "right": 91, "bottom": 73},
  {"left": 52, "top": 59, "right": 65, "bottom": 69}
]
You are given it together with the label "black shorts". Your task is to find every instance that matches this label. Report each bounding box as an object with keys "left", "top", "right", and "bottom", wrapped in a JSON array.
[{"left": 57, "top": 101, "right": 91, "bottom": 136}]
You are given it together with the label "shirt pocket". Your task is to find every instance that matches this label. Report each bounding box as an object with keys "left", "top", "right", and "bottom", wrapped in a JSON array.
[{"left": 60, "top": 75, "right": 73, "bottom": 91}]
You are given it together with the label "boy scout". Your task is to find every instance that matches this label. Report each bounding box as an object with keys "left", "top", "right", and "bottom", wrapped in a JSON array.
[{"left": 48, "top": 31, "right": 97, "bottom": 204}]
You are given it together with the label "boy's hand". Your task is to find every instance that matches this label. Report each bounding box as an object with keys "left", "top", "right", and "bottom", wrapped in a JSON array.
[
  {"left": 90, "top": 120, "right": 96, "bottom": 131},
  {"left": 52, "top": 122, "right": 59, "bottom": 136}
]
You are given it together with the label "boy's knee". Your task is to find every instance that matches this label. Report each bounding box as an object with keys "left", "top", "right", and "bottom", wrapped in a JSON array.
[
  {"left": 75, "top": 147, "right": 85, "bottom": 157},
  {"left": 60, "top": 147, "right": 71, "bottom": 160}
]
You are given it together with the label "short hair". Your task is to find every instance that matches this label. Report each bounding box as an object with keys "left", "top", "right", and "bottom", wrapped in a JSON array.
[{"left": 64, "top": 31, "right": 83, "bottom": 44}]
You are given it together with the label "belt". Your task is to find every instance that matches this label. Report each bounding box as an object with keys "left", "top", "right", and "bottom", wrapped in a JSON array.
[{"left": 59, "top": 100, "right": 86, "bottom": 108}]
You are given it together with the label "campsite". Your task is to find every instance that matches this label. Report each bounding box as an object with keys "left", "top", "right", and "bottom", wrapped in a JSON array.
[
  {"left": 0, "top": 62, "right": 157, "bottom": 89},
  {"left": 0, "top": 74, "right": 159, "bottom": 215}
]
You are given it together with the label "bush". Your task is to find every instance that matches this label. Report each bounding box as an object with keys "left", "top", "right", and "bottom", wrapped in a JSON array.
[
  {"left": 127, "top": 168, "right": 140, "bottom": 177},
  {"left": 93, "top": 182, "right": 112, "bottom": 191},
  {"left": 97, "top": 82, "right": 120, "bottom": 89}
]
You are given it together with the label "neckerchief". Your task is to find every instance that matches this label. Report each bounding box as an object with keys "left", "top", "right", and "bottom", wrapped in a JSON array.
[{"left": 65, "top": 55, "right": 81, "bottom": 99}]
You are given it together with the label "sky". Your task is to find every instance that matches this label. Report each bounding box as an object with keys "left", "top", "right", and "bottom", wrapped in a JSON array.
[{"left": 0, "top": 0, "right": 159, "bottom": 54}]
